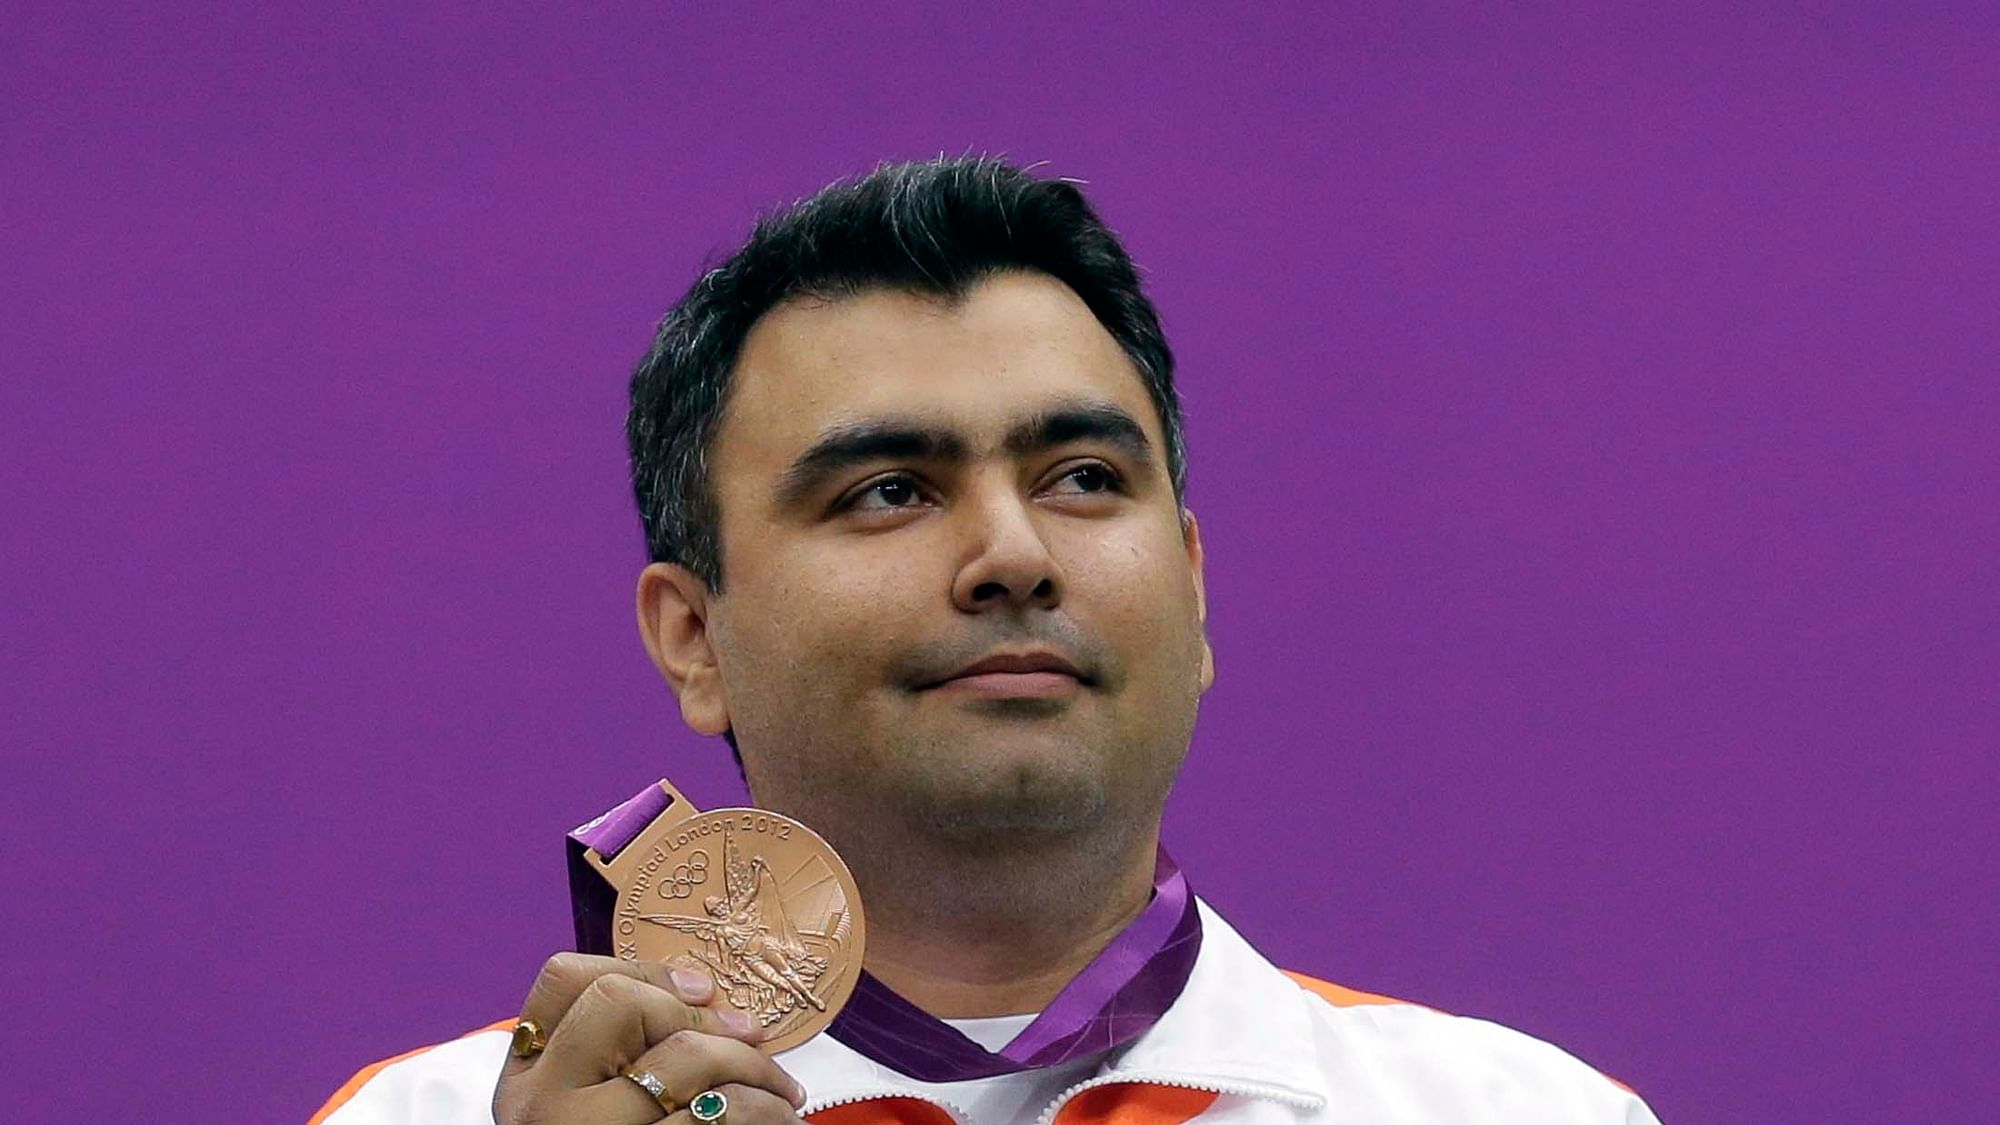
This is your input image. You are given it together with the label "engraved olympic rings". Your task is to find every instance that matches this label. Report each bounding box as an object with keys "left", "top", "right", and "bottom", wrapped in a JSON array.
[{"left": 657, "top": 848, "right": 710, "bottom": 899}]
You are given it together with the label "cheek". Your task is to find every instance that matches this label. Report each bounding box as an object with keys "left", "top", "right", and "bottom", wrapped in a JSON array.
[
  {"left": 1060, "top": 522, "right": 1201, "bottom": 645},
  {"left": 727, "top": 540, "right": 932, "bottom": 683},
  {"left": 780, "top": 534, "right": 937, "bottom": 618}
]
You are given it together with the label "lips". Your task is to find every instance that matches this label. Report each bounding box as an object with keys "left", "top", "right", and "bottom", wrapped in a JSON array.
[
  {"left": 919, "top": 650, "right": 1091, "bottom": 697},
  {"left": 945, "top": 652, "right": 1085, "bottom": 681}
]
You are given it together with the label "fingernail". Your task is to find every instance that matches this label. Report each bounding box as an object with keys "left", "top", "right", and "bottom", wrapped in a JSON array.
[
  {"left": 791, "top": 1080, "right": 809, "bottom": 1108},
  {"left": 718, "top": 1008, "right": 756, "bottom": 1036},
  {"left": 670, "top": 968, "right": 712, "bottom": 999}
]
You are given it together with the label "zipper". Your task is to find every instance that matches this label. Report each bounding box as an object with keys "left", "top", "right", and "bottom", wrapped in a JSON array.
[
  {"left": 803, "top": 1073, "right": 1320, "bottom": 1124},
  {"left": 804, "top": 1087, "right": 969, "bottom": 1124},
  {"left": 1034, "top": 1073, "right": 1324, "bottom": 1125}
]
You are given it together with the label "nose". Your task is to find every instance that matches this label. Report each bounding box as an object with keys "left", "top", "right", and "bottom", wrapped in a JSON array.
[{"left": 950, "top": 483, "right": 1065, "bottom": 614}]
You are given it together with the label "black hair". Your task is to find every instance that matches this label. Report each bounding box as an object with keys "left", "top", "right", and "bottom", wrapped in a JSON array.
[{"left": 625, "top": 155, "right": 1185, "bottom": 591}]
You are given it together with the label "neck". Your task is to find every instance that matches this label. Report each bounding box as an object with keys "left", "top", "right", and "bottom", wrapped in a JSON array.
[{"left": 847, "top": 825, "right": 1160, "bottom": 1019}]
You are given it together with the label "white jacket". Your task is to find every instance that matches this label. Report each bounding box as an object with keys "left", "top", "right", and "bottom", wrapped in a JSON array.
[{"left": 314, "top": 901, "right": 1661, "bottom": 1124}]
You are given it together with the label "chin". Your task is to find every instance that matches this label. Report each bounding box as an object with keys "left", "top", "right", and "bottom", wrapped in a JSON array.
[
  {"left": 893, "top": 761, "right": 1110, "bottom": 844},
  {"left": 916, "top": 791, "right": 1110, "bottom": 844},
  {"left": 872, "top": 719, "right": 1159, "bottom": 842}
]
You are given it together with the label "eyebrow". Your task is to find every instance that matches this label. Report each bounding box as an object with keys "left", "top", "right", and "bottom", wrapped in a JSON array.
[
  {"left": 772, "top": 398, "right": 1157, "bottom": 510},
  {"left": 773, "top": 420, "right": 970, "bottom": 509},
  {"left": 1003, "top": 401, "right": 1156, "bottom": 465}
]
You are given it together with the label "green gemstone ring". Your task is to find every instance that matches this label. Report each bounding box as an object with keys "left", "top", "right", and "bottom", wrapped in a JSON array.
[{"left": 689, "top": 1089, "right": 728, "bottom": 1124}]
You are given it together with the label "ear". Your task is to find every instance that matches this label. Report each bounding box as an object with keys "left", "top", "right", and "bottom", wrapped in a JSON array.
[
  {"left": 636, "top": 562, "right": 733, "bottom": 736},
  {"left": 1182, "top": 508, "right": 1215, "bottom": 692}
]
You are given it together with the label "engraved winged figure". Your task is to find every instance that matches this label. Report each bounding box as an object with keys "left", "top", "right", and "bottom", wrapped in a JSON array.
[{"left": 637, "top": 824, "right": 836, "bottom": 1019}]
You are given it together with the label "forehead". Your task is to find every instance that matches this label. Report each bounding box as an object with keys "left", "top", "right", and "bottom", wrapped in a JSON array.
[{"left": 714, "top": 271, "right": 1162, "bottom": 470}]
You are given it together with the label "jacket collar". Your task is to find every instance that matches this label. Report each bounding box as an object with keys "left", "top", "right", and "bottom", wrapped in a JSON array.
[{"left": 782, "top": 900, "right": 1331, "bottom": 1119}]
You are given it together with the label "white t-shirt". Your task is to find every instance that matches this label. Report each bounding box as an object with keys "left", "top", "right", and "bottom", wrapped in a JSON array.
[{"left": 885, "top": 1014, "right": 1107, "bottom": 1125}]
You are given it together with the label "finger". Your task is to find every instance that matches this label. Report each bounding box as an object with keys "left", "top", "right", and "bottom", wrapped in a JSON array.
[
  {"left": 506, "top": 955, "right": 728, "bottom": 1079},
  {"left": 626, "top": 1030, "right": 807, "bottom": 1111},
  {"left": 519, "top": 953, "right": 719, "bottom": 1034},
  {"left": 495, "top": 1080, "right": 667, "bottom": 1125},
  {"left": 539, "top": 973, "right": 758, "bottom": 1086},
  {"left": 561, "top": 1072, "right": 802, "bottom": 1125},
  {"left": 650, "top": 1082, "right": 804, "bottom": 1125}
]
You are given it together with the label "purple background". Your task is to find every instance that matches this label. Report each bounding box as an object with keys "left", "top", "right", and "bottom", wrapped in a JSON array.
[{"left": 5, "top": 5, "right": 1995, "bottom": 1123}]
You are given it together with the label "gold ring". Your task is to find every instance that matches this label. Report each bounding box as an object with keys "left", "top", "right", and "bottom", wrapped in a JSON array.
[
  {"left": 689, "top": 1088, "right": 728, "bottom": 1124},
  {"left": 508, "top": 1019, "right": 548, "bottom": 1059},
  {"left": 622, "top": 1068, "right": 680, "bottom": 1113}
]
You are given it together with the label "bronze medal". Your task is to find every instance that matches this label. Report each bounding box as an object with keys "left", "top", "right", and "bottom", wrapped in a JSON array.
[{"left": 578, "top": 779, "right": 865, "bottom": 1053}]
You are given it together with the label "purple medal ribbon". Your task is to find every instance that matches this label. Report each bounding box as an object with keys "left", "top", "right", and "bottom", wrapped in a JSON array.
[
  {"left": 563, "top": 782, "right": 679, "bottom": 958},
  {"left": 824, "top": 849, "right": 1199, "bottom": 1080},
  {"left": 569, "top": 781, "right": 675, "bottom": 854},
  {"left": 567, "top": 783, "right": 1203, "bottom": 1080}
]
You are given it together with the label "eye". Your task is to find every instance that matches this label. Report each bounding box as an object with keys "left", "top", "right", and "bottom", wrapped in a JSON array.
[
  {"left": 1046, "top": 462, "right": 1123, "bottom": 495},
  {"left": 843, "top": 473, "right": 928, "bottom": 512}
]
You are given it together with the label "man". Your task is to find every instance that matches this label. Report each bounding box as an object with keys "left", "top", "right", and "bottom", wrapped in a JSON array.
[{"left": 314, "top": 158, "right": 1660, "bottom": 1124}]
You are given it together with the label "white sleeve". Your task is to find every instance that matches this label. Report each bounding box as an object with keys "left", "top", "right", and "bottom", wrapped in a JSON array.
[
  {"left": 313, "top": 1028, "right": 509, "bottom": 1125},
  {"left": 1448, "top": 1015, "right": 1664, "bottom": 1124}
]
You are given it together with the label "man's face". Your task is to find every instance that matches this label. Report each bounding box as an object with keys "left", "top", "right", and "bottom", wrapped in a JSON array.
[{"left": 648, "top": 270, "right": 1212, "bottom": 850}]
